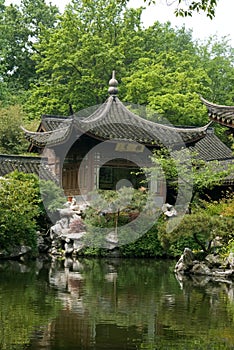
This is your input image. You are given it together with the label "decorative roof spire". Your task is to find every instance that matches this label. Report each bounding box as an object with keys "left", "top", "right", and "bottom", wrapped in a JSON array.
[{"left": 108, "top": 70, "right": 118, "bottom": 96}]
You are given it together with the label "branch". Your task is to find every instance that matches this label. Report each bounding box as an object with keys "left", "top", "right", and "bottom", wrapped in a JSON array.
[{"left": 141, "top": 0, "right": 217, "bottom": 19}]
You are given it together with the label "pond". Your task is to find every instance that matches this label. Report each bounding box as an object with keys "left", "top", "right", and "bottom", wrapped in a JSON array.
[{"left": 0, "top": 257, "right": 234, "bottom": 350}]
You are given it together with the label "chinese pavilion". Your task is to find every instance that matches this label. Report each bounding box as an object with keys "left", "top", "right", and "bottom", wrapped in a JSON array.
[{"left": 21, "top": 72, "right": 232, "bottom": 197}]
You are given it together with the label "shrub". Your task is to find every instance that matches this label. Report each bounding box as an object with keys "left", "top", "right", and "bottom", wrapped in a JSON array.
[
  {"left": 119, "top": 224, "right": 165, "bottom": 258},
  {"left": 0, "top": 105, "right": 28, "bottom": 154},
  {"left": 0, "top": 172, "right": 40, "bottom": 252},
  {"left": 157, "top": 206, "right": 233, "bottom": 257},
  {"left": 84, "top": 188, "right": 151, "bottom": 230},
  {"left": 0, "top": 171, "right": 66, "bottom": 253}
]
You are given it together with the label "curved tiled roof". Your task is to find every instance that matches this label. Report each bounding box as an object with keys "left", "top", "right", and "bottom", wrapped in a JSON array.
[
  {"left": 78, "top": 96, "right": 209, "bottom": 146},
  {"left": 201, "top": 96, "right": 234, "bottom": 128},
  {"left": 189, "top": 129, "right": 233, "bottom": 161},
  {"left": 22, "top": 72, "right": 214, "bottom": 149},
  {"left": 0, "top": 154, "right": 59, "bottom": 183},
  {"left": 23, "top": 95, "right": 210, "bottom": 148},
  {"left": 21, "top": 120, "right": 73, "bottom": 147}
]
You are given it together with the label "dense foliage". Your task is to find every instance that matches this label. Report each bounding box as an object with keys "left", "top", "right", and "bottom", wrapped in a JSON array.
[
  {"left": 145, "top": 148, "right": 234, "bottom": 210},
  {"left": 78, "top": 187, "right": 234, "bottom": 258},
  {"left": 0, "top": 171, "right": 40, "bottom": 252},
  {"left": 0, "top": 171, "right": 65, "bottom": 253},
  {"left": 0, "top": 0, "right": 59, "bottom": 95},
  {"left": 0, "top": 0, "right": 233, "bottom": 131},
  {"left": 0, "top": 105, "right": 28, "bottom": 154},
  {"left": 0, "top": 169, "right": 232, "bottom": 258}
]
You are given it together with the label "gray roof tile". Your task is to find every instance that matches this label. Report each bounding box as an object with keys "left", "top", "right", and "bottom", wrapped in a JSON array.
[
  {"left": 0, "top": 154, "right": 58, "bottom": 183},
  {"left": 23, "top": 96, "right": 210, "bottom": 148},
  {"left": 190, "top": 130, "right": 233, "bottom": 161},
  {"left": 201, "top": 96, "right": 234, "bottom": 128}
]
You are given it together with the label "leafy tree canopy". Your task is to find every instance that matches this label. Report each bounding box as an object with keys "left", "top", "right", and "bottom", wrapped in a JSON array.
[
  {"left": 25, "top": 0, "right": 146, "bottom": 117},
  {"left": 0, "top": 105, "right": 28, "bottom": 154},
  {"left": 123, "top": 51, "right": 211, "bottom": 126},
  {"left": 0, "top": 0, "right": 59, "bottom": 95},
  {"left": 0, "top": 0, "right": 233, "bottom": 147}
]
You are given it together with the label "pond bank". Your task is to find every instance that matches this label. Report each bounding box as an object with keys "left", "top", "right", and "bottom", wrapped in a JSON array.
[{"left": 175, "top": 247, "right": 234, "bottom": 282}]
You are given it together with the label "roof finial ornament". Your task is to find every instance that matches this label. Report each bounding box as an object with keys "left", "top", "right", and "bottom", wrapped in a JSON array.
[{"left": 108, "top": 70, "right": 118, "bottom": 96}]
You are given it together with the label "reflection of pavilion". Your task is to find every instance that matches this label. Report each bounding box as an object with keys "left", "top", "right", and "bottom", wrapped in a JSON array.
[{"left": 38, "top": 258, "right": 234, "bottom": 349}]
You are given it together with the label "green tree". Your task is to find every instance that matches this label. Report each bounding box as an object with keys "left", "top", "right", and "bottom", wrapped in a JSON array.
[
  {"left": 124, "top": 51, "right": 211, "bottom": 126},
  {"left": 25, "top": 0, "right": 145, "bottom": 117},
  {"left": 197, "top": 37, "right": 234, "bottom": 104},
  {"left": 0, "top": 0, "right": 59, "bottom": 96},
  {"left": 25, "top": 0, "right": 209, "bottom": 120},
  {"left": 0, "top": 171, "right": 66, "bottom": 252},
  {"left": 0, "top": 105, "right": 28, "bottom": 154},
  {"left": 141, "top": 22, "right": 196, "bottom": 57}
]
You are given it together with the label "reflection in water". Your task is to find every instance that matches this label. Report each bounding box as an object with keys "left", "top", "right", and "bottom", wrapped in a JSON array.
[{"left": 1, "top": 258, "right": 234, "bottom": 349}]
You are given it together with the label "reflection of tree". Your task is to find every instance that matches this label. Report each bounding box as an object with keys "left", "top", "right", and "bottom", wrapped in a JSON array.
[
  {"left": 3, "top": 259, "right": 234, "bottom": 349},
  {"left": 48, "top": 258, "right": 234, "bottom": 349},
  {"left": 172, "top": 273, "right": 234, "bottom": 346},
  {"left": 0, "top": 261, "right": 61, "bottom": 350}
]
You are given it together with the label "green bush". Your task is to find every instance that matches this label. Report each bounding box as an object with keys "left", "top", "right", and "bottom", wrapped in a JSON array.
[
  {"left": 119, "top": 224, "right": 165, "bottom": 258},
  {"left": 157, "top": 206, "right": 233, "bottom": 257},
  {"left": 0, "top": 171, "right": 66, "bottom": 253},
  {"left": 0, "top": 172, "right": 40, "bottom": 252},
  {"left": 0, "top": 105, "right": 28, "bottom": 154}
]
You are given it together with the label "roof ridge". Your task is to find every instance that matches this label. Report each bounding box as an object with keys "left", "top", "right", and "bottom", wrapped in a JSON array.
[{"left": 200, "top": 96, "right": 234, "bottom": 110}]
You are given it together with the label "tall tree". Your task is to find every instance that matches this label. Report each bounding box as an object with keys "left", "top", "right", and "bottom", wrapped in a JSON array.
[
  {"left": 123, "top": 50, "right": 211, "bottom": 126},
  {"left": 197, "top": 37, "right": 234, "bottom": 105},
  {"left": 25, "top": 0, "right": 145, "bottom": 117},
  {"left": 0, "top": 0, "right": 59, "bottom": 95}
]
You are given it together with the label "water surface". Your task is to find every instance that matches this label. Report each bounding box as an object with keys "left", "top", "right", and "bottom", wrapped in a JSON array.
[{"left": 0, "top": 258, "right": 234, "bottom": 349}]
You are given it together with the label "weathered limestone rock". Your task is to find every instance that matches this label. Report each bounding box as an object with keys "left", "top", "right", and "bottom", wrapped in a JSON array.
[
  {"left": 73, "top": 240, "right": 85, "bottom": 255},
  {"left": 48, "top": 203, "right": 87, "bottom": 256},
  {"left": 205, "top": 254, "right": 223, "bottom": 268},
  {"left": 174, "top": 248, "right": 194, "bottom": 274},
  {"left": 0, "top": 245, "right": 32, "bottom": 260},
  {"left": 175, "top": 248, "right": 234, "bottom": 281},
  {"left": 226, "top": 252, "right": 234, "bottom": 269},
  {"left": 64, "top": 242, "right": 74, "bottom": 255},
  {"left": 57, "top": 208, "right": 77, "bottom": 218},
  {"left": 50, "top": 218, "right": 70, "bottom": 239},
  {"left": 105, "top": 231, "right": 119, "bottom": 250},
  {"left": 212, "top": 269, "right": 234, "bottom": 278},
  {"left": 191, "top": 262, "right": 211, "bottom": 276}
]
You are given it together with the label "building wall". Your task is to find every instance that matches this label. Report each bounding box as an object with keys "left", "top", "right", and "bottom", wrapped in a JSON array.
[{"left": 50, "top": 135, "right": 166, "bottom": 200}]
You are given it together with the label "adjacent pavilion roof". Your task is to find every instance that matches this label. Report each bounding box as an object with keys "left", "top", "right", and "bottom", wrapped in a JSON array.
[
  {"left": 22, "top": 72, "right": 211, "bottom": 149},
  {"left": 190, "top": 128, "right": 233, "bottom": 161},
  {"left": 0, "top": 154, "right": 58, "bottom": 183},
  {"left": 200, "top": 96, "right": 234, "bottom": 128}
]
